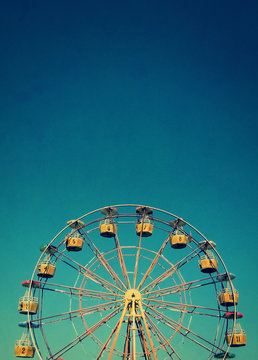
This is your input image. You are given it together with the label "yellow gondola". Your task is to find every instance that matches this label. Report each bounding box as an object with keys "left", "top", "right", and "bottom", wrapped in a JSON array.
[
  {"left": 170, "top": 231, "right": 188, "bottom": 249},
  {"left": 66, "top": 220, "right": 85, "bottom": 251},
  {"left": 37, "top": 255, "right": 56, "bottom": 278},
  {"left": 18, "top": 291, "right": 38, "bottom": 315},
  {"left": 135, "top": 205, "right": 154, "bottom": 237},
  {"left": 99, "top": 207, "right": 118, "bottom": 237},
  {"left": 15, "top": 333, "right": 35, "bottom": 358},
  {"left": 218, "top": 288, "right": 239, "bottom": 306},
  {"left": 226, "top": 324, "right": 246, "bottom": 347},
  {"left": 66, "top": 234, "right": 84, "bottom": 251},
  {"left": 136, "top": 216, "right": 154, "bottom": 237},
  {"left": 99, "top": 218, "right": 117, "bottom": 237},
  {"left": 198, "top": 250, "right": 218, "bottom": 273}
]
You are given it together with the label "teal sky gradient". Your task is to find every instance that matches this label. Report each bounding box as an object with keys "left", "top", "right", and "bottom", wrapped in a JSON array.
[{"left": 1, "top": 1, "right": 257, "bottom": 358}]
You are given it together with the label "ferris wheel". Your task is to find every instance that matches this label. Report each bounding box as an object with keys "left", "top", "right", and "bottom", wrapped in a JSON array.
[{"left": 15, "top": 204, "right": 246, "bottom": 360}]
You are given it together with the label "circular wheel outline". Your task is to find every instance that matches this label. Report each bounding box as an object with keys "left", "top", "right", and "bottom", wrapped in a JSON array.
[{"left": 25, "top": 204, "right": 238, "bottom": 360}]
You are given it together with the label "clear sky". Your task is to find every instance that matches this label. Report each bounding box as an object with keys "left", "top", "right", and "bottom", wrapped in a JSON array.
[{"left": 1, "top": 1, "right": 257, "bottom": 359}]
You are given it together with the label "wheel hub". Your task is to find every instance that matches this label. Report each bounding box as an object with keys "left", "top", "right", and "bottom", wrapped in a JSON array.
[{"left": 124, "top": 289, "right": 142, "bottom": 302}]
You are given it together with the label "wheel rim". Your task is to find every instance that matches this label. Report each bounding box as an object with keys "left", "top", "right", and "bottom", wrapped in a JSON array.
[{"left": 25, "top": 204, "right": 238, "bottom": 360}]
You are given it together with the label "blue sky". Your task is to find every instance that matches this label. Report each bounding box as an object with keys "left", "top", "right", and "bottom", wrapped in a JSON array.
[{"left": 1, "top": 1, "right": 257, "bottom": 358}]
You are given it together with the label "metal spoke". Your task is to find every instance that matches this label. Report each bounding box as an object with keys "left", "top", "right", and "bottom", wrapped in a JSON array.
[
  {"left": 122, "top": 317, "right": 132, "bottom": 360},
  {"left": 48, "top": 306, "right": 123, "bottom": 360},
  {"left": 54, "top": 249, "right": 124, "bottom": 294},
  {"left": 146, "top": 305, "right": 223, "bottom": 354},
  {"left": 107, "top": 300, "right": 130, "bottom": 360},
  {"left": 135, "top": 316, "right": 152, "bottom": 360},
  {"left": 145, "top": 312, "right": 182, "bottom": 360},
  {"left": 30, "top": 282, "right": 119, "bottom": 300},
  {"left": 114, "top": 233, "right": 131, "bottom": 289},
  {"left": 141, "top": 248, "right": 200, "bottom": 293},
  {"left": 133, "top": 212, "right": 145, "bottom": 289},
  {"left": 138, "top": 300, "right": 158, "bottom": 360},
  {"left": 147, "top": 299, "right": 223, "bottom": 318},
  {"left": 38, "top": 280, "right": 122, "bottom": 300},
  {"left": 33, "top": 282, "right": 119, "bottom": 300},
  {"left": 80, "top": 228, "right": 127, "bottom": 291},
  {"left": 145, "top": 273, "right": 219, "bottom": 299},
  {"left": 33, "top": 299, "right": 122, "bottom": 325},
  {"left": 137, "top": 222, "right": 178, "bottom": 291},
  {"left": 96, "top": 319, "right": 121, "bottom": 360}
]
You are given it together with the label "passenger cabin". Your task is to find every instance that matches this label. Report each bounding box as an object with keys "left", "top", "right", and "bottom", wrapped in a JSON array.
[
  {"left": 218, "top": 288, "right": 239, "bottom": 307},
  {"left": 217, "top": 273, "right": 239, "bottom": 306},
  {"left": 18, "top": 321, "right": 39, "bottom": 329},
  {"left": 99, "top": 207, "right": 118, "bottom": 237},
  {"left": 223, "top": 312, "right": 243, "bottom": 320},
  {"left": 15, "top": 333, "right": 35, "bottom": 358},
  {"left": 226, "top": 324, "right": 246, "bottom": 347},
  {"left": 21, "top": 280, "right": 41, "bottom": 289},
  {"left": 136, "top": 206, "right": 154, "bottom": 237},
  {"left": 66, "top": 233, "right": 84, "bottom": 251},
  {"left": 37, "top": 255, "right": 56, "bottom": 278},
  {"left": 214, "top": 352, "right": 236, "bottom": 359},
  {"left": 18, "top": 291, "right": 38, "bottom": 315},
  {"left": 100, "top": 218, "right": 117, "bottom": 237},
  {"left": 170, "top": 231, "right": 188, "bottom": 249},
  {"left": 66, "top": 219, "right": 85, "bottom": 251},
  {"left": 198, "top": 250, "right": 218, "bottom": 273},
  {"left": 136, "top": 216, "right": 154, "bottom": 237}
]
